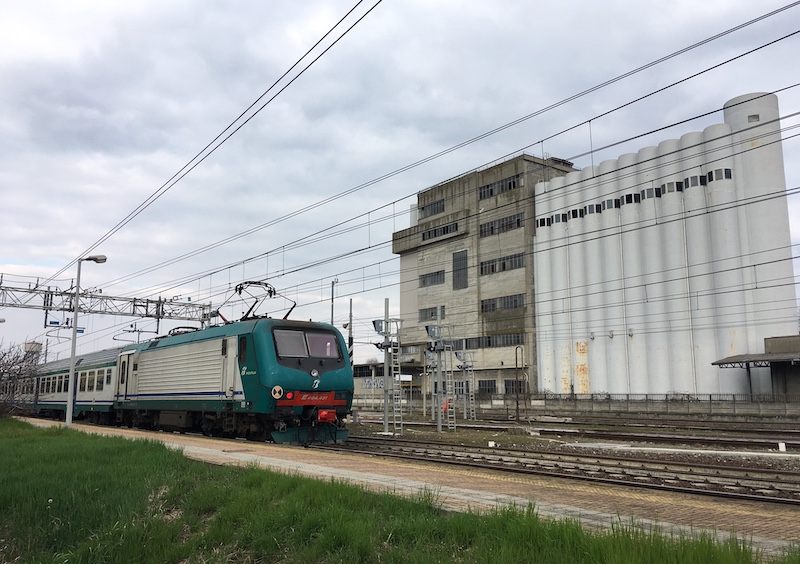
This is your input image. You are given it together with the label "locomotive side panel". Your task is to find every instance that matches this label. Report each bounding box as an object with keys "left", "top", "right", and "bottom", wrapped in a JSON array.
[{"left": 132, "top": 338, "right": 239, "bottom": 410}]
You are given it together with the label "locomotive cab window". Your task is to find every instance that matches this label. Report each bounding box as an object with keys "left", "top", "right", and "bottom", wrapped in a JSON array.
[
  {"left": 274, "top": 329, "right": 341, "bottom": 359},
  {"left": 306, "top": 332, "right": 340, "bottom": 358}
]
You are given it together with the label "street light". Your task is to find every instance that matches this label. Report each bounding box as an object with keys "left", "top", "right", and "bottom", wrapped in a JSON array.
[{"left": 66, "top": 255, "right": 106, "bottom": 427}]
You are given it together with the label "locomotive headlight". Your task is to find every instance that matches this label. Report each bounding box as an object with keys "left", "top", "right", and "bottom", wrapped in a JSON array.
[{"left": 310, "top": 369, "right": 319, "bottom": 378}]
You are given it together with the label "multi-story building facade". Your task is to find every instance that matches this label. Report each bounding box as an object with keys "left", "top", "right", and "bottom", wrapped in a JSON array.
[
  {"left": 392, "top": 154, "right": 577, "bottom": 395},
  {"left": 393, "top": 93, "right": 798, "bottom": 397}
]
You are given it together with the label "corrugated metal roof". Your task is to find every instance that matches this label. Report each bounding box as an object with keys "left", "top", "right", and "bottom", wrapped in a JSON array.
[
  {"left": 37, "top": 346, "right": 130, "bottom": 374},
  {"left": 713, "top": 352, "right": 800, "bottom": 368}
]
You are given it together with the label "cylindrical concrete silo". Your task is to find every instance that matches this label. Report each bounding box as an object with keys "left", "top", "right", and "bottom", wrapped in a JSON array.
[
  {"left": 598, "top": 158, "right": 627, "bottom": 393},
  {"left": 704, "top": 122, "right": 748, "bottom": 393},
  {"left": 677, "top": 130, "right": 709, "bottom": 394},
  {"left": 565, "top": 169, "right": 590, "bottom": 393},
  {"left": 724, "top": 93, "right": 797, "bottom": 393},
  {"left": 534, "top": 179, "right": 555, "bottom": 392},
  {"left": 635, "top": 144, "right": 668, "bottom": 392},
  {"left": 617, "top": 152, "right": 649, "bottom": 393},
  {"left": 546, "top": 176, "right": 572, "bottom": 393},
  {"left": 581, "top": 165, "right": 609, "bottom": 394},
  {"left": 658, "top": 136, "right": 692, "bottom": 393},
  {"left": 683, "top": 129, "right": 718, "bottom": 394}
]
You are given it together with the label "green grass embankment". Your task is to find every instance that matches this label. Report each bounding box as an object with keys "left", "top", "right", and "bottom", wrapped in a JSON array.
[{"left": 1, "top": 418, "right": 797, "bottom": 563}]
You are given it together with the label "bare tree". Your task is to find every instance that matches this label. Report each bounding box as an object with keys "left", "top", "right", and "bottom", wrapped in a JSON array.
[{"left": 0, "top": 342, "right": 37, "bottom": 418}]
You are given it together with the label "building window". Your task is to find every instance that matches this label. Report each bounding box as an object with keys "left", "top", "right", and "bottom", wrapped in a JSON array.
[
  {"left": 422, "top": 222, "right": 458, "bottom": 241},
  {"left": 453, "top": 250, "right": 468, "bottom": 290},
  {"left": 504, "top": 379, "right": 527, "bottom": 394},
  {"left": 419, "top": 199, "right": 444, "bottom": 219},
  {"left": 481, "top": 293, "right": 526, "bottom": 313},
  {"left": 480, "top": 253, "right": 524, "bottom": 276},
  {"left": 479, "top": 213, "right": 524, "bottom": 237},
  {"left": 478, "top": 174, "right": 522, "bottom": 200},
  {"left": 465, "top": 333, "right": 524, "bottom": 349},
  {"left": 419, "top": 270, "right": 445, "bottom": 287},
  {"left": 478, "top": 380, "right": 497, "bottom": 395},
  {"left": 419, "top": 306, "right": 445, "bottom": 322}
]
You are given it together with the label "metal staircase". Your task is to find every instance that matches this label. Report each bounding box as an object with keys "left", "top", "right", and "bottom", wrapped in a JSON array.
[
  {"left": 442, "top": 336, "right": 456, "bottom": 430},
  {"left": 389, "top": 339, "right": 403, "bottom": 434}
]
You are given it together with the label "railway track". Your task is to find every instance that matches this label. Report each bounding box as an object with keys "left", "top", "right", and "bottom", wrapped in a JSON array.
[
  {"left": 318, "top": 435, "right": 800, "bottom": 506},
  {"left": 355, "top": 415, "right": 800, "bottom": 450}
]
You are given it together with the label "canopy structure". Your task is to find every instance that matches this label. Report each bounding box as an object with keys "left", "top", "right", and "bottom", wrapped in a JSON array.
[{"left": 713, "top": 352, "right": 800, "bottom": 369}]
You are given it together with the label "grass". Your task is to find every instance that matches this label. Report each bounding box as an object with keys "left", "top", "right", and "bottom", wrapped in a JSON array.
[{"left": 1, "top": 418, "right": 798, "bottom": 563}]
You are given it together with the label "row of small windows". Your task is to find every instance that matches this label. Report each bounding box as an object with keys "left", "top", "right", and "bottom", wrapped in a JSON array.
[
  {"left": 422, "top": 222, "right": 458, "bottom": 241},
  {"left": 477, "top": 380, "right": 528, "bottom": 395},
  {"left": 79, "top": 369, "right": 113, "bottom": 392},
  {"left": 1, "top": 378, "right": 36, "bottom": 395},
  {"left": 480, "top": 293, "right": 526, "bottom": 313},
  {"left": 536, "top": 169, "right": 733, "bottom": 227},
  {"left": 479, "top": 174, "right": 521, "bottom": 200},
  {"left": 420, "top": 251, "right": 521, "bottom": 288},
  {"left": 465, "top": 332, "right": 525, "bottom": 349},
  {"left": 419, "top": 270, "right": 445, "bottom": 287},
  {"left": 419, "top": 199, "right": 445, "bottom": 219},
  {"left": 438, "top": 332, "right": 526, "bottom": 353},
  {"left": 479, "top": 253, "right": 524, "bottom": 276},
  {"left": 479, "top": 213, "right": 524, "bottom": 238},
  {"left": 39, "top": 375, "right": 67, "bottom": 394},
  {"left": 419, "top": 305, "right": 445, "bottom": 322},
  {"left": 37, "top": 369, "right": 113, "bottom": 394}
]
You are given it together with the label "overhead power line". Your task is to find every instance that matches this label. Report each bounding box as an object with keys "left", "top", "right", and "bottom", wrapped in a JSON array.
[
  {"left": 95, "top": 9, "right": 800, "bottom": 300},
  {"left": 42, "top": 0, "right": 384, "bottom": 286}
]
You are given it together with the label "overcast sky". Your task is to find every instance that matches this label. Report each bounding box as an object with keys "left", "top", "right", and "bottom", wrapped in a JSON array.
[{"left": 1, "top": 0, "right": 798, "bottom": 363}]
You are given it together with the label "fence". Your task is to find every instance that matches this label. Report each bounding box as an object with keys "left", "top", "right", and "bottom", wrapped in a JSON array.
[{"left": 352, "top": 392, "right": 800, "bottom": 419}]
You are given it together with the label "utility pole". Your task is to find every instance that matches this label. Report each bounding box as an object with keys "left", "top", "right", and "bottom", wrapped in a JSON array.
[
  {"left": 67, "top": 255, "right": 107, "bottom": 427},
  {"left": 330, "top": 279, "right": 337, "bottom": 325},
  {"left": 347, "top": 299, "right": 353, "bottom": 369},
  {"left": 382, "top": 299, "right": 390, "bottom": 434},
  {"left": 437, "top": 308, "right": 445, "bottom": 433}
]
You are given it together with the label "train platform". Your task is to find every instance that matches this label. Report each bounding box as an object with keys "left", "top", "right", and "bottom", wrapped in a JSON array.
[{"left": 24, "top": 419, "right": 800, "bottom": 558}]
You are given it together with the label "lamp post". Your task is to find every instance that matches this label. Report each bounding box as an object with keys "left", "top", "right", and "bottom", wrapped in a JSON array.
[{"left": 66, "top": 255, "right": 106, "bottom": 427}]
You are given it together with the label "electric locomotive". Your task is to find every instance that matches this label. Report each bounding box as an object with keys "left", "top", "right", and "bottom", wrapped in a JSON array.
[{"left": 29, "top": 317, "right": 354, "bottom": 444}]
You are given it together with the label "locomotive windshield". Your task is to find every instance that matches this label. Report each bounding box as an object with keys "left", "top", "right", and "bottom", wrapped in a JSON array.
[{"left": 274, "top": 329, "right": 341, "bottom": 359}]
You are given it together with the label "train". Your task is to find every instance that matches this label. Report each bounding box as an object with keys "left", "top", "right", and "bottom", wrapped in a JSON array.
[{"left": 17, "top": 317, "right": 354, "bottom": 444}]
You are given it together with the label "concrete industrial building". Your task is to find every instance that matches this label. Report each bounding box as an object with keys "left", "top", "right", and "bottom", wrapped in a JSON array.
[
  {"left": 393, "top": 93, "right": 798, "bottom": 397},
  {"left": 392, "top": 154, "right": 578, "bottom": 395}
]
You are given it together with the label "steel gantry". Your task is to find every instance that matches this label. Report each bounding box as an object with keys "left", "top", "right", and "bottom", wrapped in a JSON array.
[
  {"left": 425, "top": 321, "right": 456, "bottom": 432},
  {"left": 373, "top": 302, "right": 403, "bottom": 435},
  {"left": 0, "top": 280, "right": 216, "bottom": 324}
]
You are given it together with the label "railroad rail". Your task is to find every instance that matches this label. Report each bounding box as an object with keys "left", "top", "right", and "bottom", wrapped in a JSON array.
[
  {"left": 354, "top": 414, "right": 800, "bottom": 450},
  {"left": 318, "top": 435, "right": 800, "bottom": 506}
]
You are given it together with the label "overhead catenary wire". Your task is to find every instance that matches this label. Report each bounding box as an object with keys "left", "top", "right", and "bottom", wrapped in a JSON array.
[
  {"left": 121, "top": 118, "right": 800, "bottom": 308},
  {"left": 23, "top": 3, "right": 797, "bottom": 356},
  {"left": 37, "top": 0, "right": 384, "bottom": 287},
  {"left": 91, "top": 15, "right": 800, "bottom": 299}
]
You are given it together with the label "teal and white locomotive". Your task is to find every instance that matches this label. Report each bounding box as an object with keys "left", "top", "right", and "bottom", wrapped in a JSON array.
[{"left": 31, "top": 315, "right": 353, "bottom": 444}]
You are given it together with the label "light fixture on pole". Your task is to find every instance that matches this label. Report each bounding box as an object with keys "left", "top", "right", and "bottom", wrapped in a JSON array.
[{"left": 66, "top": 255, "right": 106, "bottom": 427}]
